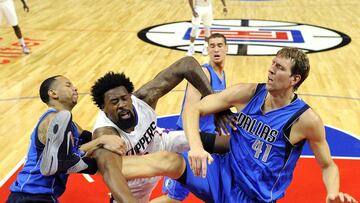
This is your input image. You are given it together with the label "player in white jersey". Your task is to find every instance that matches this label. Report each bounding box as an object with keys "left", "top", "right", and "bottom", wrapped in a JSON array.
[
  {"left": 0, "top": 0, "right": 30, "bottom": 54},
  {"left": 90, "top": 57, "right": 232, "bottom": 202},
  {"left": 186, "top": 0, "right": 227, "bottom": 56},
  {"left": 93, "top": 95, "right": 189, "bottom": 202}
]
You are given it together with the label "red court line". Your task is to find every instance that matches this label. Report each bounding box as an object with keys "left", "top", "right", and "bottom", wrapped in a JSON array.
[{"left": 1, "top": 158, "right": 358, "bottom": 202}]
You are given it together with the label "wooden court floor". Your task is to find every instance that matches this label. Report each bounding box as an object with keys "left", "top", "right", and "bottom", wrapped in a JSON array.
[{"left": 0, "top": 0, "right": 359, "bottom": 191}]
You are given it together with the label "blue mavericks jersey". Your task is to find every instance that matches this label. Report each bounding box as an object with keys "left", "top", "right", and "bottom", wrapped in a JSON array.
[
  {"left": 229, "top": 84, "right": 309, "bottom": 202},
  {"left": 177, "top": 63, "right": 226, "bottom": 133},
  {"left": 10, "top": 109, "right": 81, "bottom": 199}
]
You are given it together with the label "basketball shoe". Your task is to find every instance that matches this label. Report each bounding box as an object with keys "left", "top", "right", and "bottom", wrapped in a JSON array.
[
  {"left": 186, "top": 46, "right": 195, "bottom": 56},
  {"left": 21, "top": 45, "right": 30, "bottom": 54},
  {"left": 40, "top": 110, "right": 88, "bottom": 176}
]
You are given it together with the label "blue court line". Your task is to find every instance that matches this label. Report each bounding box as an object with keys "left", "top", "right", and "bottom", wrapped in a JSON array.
[{"left": 0, "top": 91, "right": 359, "bottom": 102}]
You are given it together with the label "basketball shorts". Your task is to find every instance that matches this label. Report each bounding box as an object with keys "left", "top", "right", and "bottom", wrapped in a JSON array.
[
  {"left": 112, "top": 129, "right": 190, "bottom": 203},
  {"left": 162, "top": 176, "right": 190, "bottom": 201},
  {"left": 6, "top": 192, "right": 57, "bottom": 203},
  {"left": 0, "top": 0, "right": 18, "bottom": 26},
  {"left": 177, "top": 152, "right": 275, "bottom": 203},
  {"left": 192, "top": 5, "right": 213, "bottom": 27}
]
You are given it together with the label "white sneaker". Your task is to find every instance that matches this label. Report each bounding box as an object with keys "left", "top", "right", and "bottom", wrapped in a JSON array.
[
  {"left": 202, "top": 46, "right": 208, "bottom": 56},
  {"left": 186, "top": 46, "right": 195, "bottom": 56},
  {"left": 22, "top": 45, "right": 30, "bottom": 54}
]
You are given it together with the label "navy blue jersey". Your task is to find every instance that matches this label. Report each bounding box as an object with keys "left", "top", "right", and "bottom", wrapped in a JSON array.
[
  {"left": 10, "top": 109, "right": 81, "bottom": 199},
  {"left": 229, "top": 84, "right": 309, "bottom": 201},
  {"left": 176, "top": 63, "right": 226, "bottom": 133}
]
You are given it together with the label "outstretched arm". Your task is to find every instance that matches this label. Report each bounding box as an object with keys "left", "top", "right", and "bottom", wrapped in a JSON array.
[
  {"left": 93, "top": 148, "right": 137, "bottom": 203},
  {"left": 183, "top": 83, "right": 257, "bottom": 177},
  {"left": 294, "top": 110, "right": 358, "bottom": 203},
  {"left": 134, "top": 56, "right": 212, "bottom": 109},
  {"left": 73, "top": 123, "right": 126, "bottom": 156},
  {"left": 93, "top": 127, "right": 137, "bottom": 203}
]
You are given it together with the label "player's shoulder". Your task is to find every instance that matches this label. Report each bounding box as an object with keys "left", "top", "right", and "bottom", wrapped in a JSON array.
[{"left": 295, "top": 108, "right": 324, "bottom": 136}]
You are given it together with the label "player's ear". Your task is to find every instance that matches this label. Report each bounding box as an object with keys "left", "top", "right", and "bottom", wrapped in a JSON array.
[
  {"left": 48, "top": 89, "right": 58, "bottom": 100},
  {"left": 291, "top": 74, "right": 301, "bottom": 87}
]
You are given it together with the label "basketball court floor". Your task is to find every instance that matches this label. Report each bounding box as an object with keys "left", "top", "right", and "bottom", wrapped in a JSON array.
[{"left": 1, "top": 0, "right": 359, "bottom": 202}]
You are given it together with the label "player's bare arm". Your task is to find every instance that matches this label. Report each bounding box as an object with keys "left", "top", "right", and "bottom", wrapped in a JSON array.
[
  {"left": 77, "top": 124, "right": 127, "bottom": 156},
  {"left": 292, "top": 109, "right": 357, "bottom": 203},
  {"left": 93, "top": 127, "right": 137, "bottom": 203},
  {"left": 188, "top": 0, "right": 198, "bottom": 17},
  {"left": 37, "top": 112, "right": 57, "bottom": 144},
  {"left": 134, "top": 56, "right": 212, "bottom": 109},
  {"left": 20, "top": 0, "right": 29, "bottom": 12},
  {"left": 182, "top": 83, "right": 258, "bottom": 177}
]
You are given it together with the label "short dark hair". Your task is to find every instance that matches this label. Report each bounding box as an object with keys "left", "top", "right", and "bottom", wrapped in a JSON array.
[
  {"left": 91, "top": 72, "right": 134, "bottom": 109},
  {"left": 39, "top": 75, "right": 61, "bottom": 103},
  {"left": 209, "top": 33, "right": 227, "bottom": 45},
  {"left": 276, "top": 47, "right": 310, "bottom": 91}
]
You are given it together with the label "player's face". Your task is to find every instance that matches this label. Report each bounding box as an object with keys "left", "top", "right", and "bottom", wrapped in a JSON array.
[
  {"left": 52, "top": 76, "right": 79, "bottom": 108},
  {"left": 103, "top": 86, "right": 136, "bottom": 131},
  {"left": 208, "top": 37, "right": 227, "bottom": 64},
  {"left": 266, "top": 56, "right": 297, "bottom": 92}
]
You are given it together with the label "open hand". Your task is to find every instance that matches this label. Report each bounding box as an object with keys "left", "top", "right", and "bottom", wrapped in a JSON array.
[
  {"left": 327, "top": 193, "right": 358, "bottom": 203},
  {"left": 101, "top": 135, "right": 127, "bottom": 155},
  {"left": 188, "top": 148, "right": 213, "bottom": 177},
  {"left": 223, "top": 7, "right": 228, "bottom": 16}
]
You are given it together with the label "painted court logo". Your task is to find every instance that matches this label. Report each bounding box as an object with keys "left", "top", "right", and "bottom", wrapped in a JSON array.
[{"left": 138, "top": 19, "right": 351, "bottom": 56}]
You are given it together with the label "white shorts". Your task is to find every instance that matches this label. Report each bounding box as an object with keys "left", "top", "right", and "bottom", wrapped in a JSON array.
[
  {"left": 113, "top": 129, "right": 189, "bottom": 203},
  {"left": 0, "top": 0, "right": 18, "bottom": 26},
  {"left": 160, "top": 129, "right": 189, "bottom": 153},
  {"left": 192, "top": 5, "right": 213, "bottom": 27}
]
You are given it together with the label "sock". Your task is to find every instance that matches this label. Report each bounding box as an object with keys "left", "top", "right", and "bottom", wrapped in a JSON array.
[
  {"left": 19, "top": 38, "right": 26, "bottom": 47},
  {"left": 190, "top": 42, "right": 195, "bottom": 47}
]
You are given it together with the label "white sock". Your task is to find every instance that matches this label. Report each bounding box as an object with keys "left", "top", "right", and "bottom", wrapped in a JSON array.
[
  {"left": 190, "top": 42, "right": 195, "bottom": 47},
  {"left": 19, "top": 38, "right": 26, "bottom": 47},
  {"left": 204, "top": 41, "right": 208, "bottom": 48}
]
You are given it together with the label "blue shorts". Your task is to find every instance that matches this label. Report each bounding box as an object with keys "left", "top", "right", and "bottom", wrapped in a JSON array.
[
  {"left": 6, "top": 192, "right": 57, "bottom": 203},
  {"left": 178, "top": 152, "right": 270, "bottom": 203},
  {"left": 162, "top": 176, "right": 190, "bottom": 201}
]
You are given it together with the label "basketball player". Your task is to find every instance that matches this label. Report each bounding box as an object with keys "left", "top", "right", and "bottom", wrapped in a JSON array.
[
  {"left": 90, "top": 55, "right": 233, "bottom": 203},
  {"left": 39, "top": 57, "right": 233, "bottom": 202},
  {"left": 0, "top": 0, "right": 30, "bottom": 54},
  {"left": 6, "top": 75, "right": 134, "bottom": 203},
  {"left": 186, "top": 0, "right": 227, "bottom": 56},
  {"left": 106, "top": 48, "right": 357, "bottom": 203},
  {"left": 152, "top": 33, "right": 228, "bottom": 203}
]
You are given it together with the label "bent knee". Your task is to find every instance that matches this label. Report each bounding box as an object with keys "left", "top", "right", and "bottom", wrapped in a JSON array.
[{"left": 155, "top": 151, "right": 185, "bottom": 178}]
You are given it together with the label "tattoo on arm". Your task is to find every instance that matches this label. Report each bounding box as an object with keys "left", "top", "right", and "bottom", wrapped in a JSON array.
[
  {"left": 37, "top": 113, "right": 56, "bottom": 144},
  {"left": 93, "top": 127, "right": 119, "bottom": 139},
  {"left": 134, "top": 56, "right": 212, "bottom": 109}
]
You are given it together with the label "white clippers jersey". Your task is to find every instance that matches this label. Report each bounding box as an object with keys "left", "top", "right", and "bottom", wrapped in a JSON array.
[{"left": 93, "top": 95, "right": 164, "bottom": 202}]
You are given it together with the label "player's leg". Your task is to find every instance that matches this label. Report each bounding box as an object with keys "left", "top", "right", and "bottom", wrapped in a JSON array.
[
  {"left": 187, "top": 10, "right": 201, "bottom": 56},
  {"left": 121, "top": 151, "right": 186, "bottom": 180},
  {"left": 201, "top": 6, "right": 213, "bottom": 56},
  {"left": 4, "top": 0, "right": 29, "bottom": 54}
]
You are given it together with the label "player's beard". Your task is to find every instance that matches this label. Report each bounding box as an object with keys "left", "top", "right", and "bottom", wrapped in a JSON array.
[{"left": 116, "top": 111, "right": 137, "bottom": 131}]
